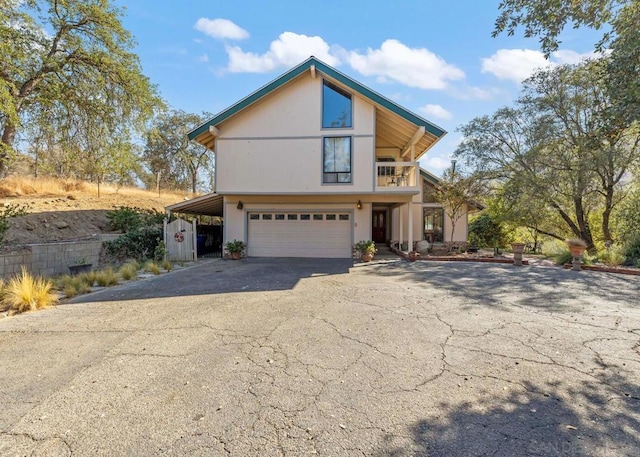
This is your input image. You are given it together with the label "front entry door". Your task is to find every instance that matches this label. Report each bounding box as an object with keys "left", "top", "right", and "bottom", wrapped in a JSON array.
[{"left": 372, "top": 210, "right": 386, "bottom": 243}]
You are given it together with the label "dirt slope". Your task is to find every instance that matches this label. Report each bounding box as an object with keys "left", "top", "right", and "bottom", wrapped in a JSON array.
[{"left": 1, "top": 178, "right": 189, "bottom": 251}]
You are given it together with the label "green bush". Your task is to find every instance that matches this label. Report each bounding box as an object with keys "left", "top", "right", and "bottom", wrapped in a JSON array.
[
  {"left": 597, "top": 248, "right": 626, "bottom": 266},
  {"left": 106, "top": 206, "right": 164, "bottom": 232},
  {"left": 623, "top": 235, "right": 640, "bottom": 266},
  {"left": 555, "top": 249, "right": 592, "bottom": 266},
  {"left": 468, "top": 213, "right": 505, "bottom": 248},
  {"left": 0, "top": 204, "right": 29, "bottom": 247},
  {"left": 103, "top": 226, "right": 163, "bottom": 261}
]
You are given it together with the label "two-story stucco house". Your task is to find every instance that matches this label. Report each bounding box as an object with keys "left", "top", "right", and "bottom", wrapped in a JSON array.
[{"left": 167, "top": 57, "right": 476, "bottom": 259}]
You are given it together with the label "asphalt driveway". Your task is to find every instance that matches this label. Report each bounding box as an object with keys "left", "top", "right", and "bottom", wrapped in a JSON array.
[{"left": 0, "top": 258, "right": 639, "bottom": 456}]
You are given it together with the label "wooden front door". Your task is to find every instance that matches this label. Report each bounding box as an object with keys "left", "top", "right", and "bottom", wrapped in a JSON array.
[{"left": 372, "top": 210, "right": 386, "bottom": 243}]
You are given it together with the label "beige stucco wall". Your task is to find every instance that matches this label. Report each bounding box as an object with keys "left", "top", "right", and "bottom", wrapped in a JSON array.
[
  {"left": 222, "top": 196, "right": 371, "bottom": 246},
  {"left": 388, "top": 174, "right": 471, "bottom": 245},
  {"left": 216, "top": 73, "right": 376, "bottom": 194},
  {"left": 390, "top": 203, "right": 469, "bottom": 245}
]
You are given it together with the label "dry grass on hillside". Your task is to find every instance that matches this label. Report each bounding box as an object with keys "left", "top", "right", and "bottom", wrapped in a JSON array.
[
  {"left": 1, "top": 175, "right": 196, "bottom": 248},
  {"left": 0, "top": 175, "right": 187, "bottom": 201}
]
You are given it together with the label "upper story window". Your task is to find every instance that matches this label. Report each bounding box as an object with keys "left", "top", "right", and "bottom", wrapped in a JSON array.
[
  {"left": 323, "top": 136, "right": 351, "bottom": 183},
  {"left": 322, "top": 80, "right": 352, "bottom": 128}
]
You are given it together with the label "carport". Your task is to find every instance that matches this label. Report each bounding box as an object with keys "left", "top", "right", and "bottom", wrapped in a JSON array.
[{"left": 165, "top": 193, "right": 224, "bottom": 260}]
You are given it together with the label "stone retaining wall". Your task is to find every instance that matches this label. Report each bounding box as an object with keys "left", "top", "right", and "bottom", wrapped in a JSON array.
[{"left": 0, "top": 234, "right": 121, "bottom": 279}]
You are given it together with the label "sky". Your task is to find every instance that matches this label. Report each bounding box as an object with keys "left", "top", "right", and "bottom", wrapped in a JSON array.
[{"left": 114, "top": 0, "right": 602, "bottom": 176}]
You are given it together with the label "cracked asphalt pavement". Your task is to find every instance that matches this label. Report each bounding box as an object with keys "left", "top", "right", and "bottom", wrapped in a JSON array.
[{"left": 1, "top": 258, "right": 639, "bottom": 456}]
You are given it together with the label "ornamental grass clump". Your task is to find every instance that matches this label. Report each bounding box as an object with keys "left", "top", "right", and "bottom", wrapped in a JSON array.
[
  {"left": 161, "top": 259, "right": 173, "bottom": 271},
  {"left": 118, "top": 262, "right": 138, "bottom": 281},
  {"left": 95, "top": 268, "right": 119, "bottom": 287},
  {"left": 2, "top": 267, "right": 58, "bottom": 313},
  {"left": 143, "top": 260, "right": 161, "bottom": 275}
]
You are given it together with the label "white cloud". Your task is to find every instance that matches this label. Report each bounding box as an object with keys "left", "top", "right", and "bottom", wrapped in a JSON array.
[
  {"left": 422, "top": 156, "right": 451, "bottom": 171},
  {"left": 418, "top": 104, "right": 453, "bottom": 120},
  {"left": 194, "top": 18, "right": 249, "bottom": 40},
  {"left": 347, "top": 39, "right": 464, "bottom": 90},
  {"left": 481, "top": 48, "right": 598, "bottom": 82},
  {"left": 226, "top": 32, "right": 339, "bottom": 73},
  {"left": 197, "top": 53, "right": 209, "bottom": 63}
]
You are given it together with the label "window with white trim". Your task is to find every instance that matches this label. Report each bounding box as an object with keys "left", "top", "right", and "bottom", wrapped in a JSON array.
[{"left": 323, "top": 136, "right": 352, "bottom": 183}]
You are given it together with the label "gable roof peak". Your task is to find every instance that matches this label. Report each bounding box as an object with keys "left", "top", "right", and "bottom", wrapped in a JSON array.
[{"left": 188, "top": 56, "right": 446, "bottom": 142}]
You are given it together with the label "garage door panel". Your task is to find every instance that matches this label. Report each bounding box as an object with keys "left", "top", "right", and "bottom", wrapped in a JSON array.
[{"left": 248, "top": 212, "right": 351, "bottom": 258}]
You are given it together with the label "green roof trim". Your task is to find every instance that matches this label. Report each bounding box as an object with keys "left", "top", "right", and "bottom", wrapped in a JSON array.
[
  {"left": 188, "top": 56, "right": 447, "bottom": 141},
  {"left": 420, "top": 168, "right": 441, "bottom": 186}
]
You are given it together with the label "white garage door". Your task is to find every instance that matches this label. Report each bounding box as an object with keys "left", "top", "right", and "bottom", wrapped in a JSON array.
[{"left": 247, "top": 212, "right": 352, "bottom": 258}]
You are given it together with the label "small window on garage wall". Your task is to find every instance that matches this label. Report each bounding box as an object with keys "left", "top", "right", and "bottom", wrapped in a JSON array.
[
  {"left": 287, "top": 214, "right": 298, "bottom": 220},
  {"left": 275, "top": 214, "right": 285, "bottom": 220},
  {"left": 339, "top": 214, "right": 349, "bottom": 221},
  {"left": 326, "top": 214, "right": 336, "bottom": 220},
  {"left": 262, "top": 214, "right": 272, "bottom": 220},
  {"left": 249, "top": 214, "right": 259, "bottom": 220},
  {"left": 313, "top": 214, "right": 323, "bottom": 221},
  {"left": 301, "top": 214, "right": 310, "bottom": 220}
]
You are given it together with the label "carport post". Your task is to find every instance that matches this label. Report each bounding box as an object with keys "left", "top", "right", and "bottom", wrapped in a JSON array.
[
  {"left": 407, "top": 202, "right": 413, "bottom": 253},
  {"left": 399, "top": 205, "right": 404, "bottom": 251}
]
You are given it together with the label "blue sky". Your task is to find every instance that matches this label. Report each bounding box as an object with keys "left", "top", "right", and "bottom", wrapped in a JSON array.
[{"left": 116, "top": 0, "right": 601, "bottom": 176}]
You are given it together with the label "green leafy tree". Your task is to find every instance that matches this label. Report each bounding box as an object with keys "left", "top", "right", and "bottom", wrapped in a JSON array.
[
  {"left": 456, "top": 62, "right": 640, "bottom": 252},
  {"left": 493, "top": 0, "right": 640, "bottom": 124},
  {"left": 435, "top": 163, "right": 484, "bottom": 243},
  {"left": 142, "top": 109, "right": 213, "bottom": 194},
  {"left": 0, "top": 0, "right": 161, "bottom": 176}
]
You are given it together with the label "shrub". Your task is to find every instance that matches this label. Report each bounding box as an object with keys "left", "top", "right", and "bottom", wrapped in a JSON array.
[
  {"left": 154, "top": 240, "right": 167, "bottom": 261},
  {"left": 468, "top": 213, "right": 505, "bottom": 248},
  {"left": 161, "top": 259, "right": 173, "bottom": 271},
  {"left": 555, "top": 249, "right": 592, "bottom": 266},
  {"left": 118, "top": 262, "right": 138, "bottom": 281},
  {"left": 623, "top": 235, "right": 640, "bottom": 266},
  {"left": 95, "top": 268, "right": 119, "bottom": 287},
  {"left": 2, "top": 267, "right": 58, "bottom": 313},
  {"left": 0, "top": 204, "right": 29, "bottom": 247},
  {"left": 103, "top": 226, "right": 163, "bottom": 261},
  {"left": 597, "top": 248, "right": 626, "bottom": 267},
  {"left": 106, "top": 206, "right": 164, "bottom": 232}
]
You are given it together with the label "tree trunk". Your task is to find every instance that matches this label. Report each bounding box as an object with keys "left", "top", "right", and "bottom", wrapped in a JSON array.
[
  {"left": 191, "top": 173, "right": 197, "bottom": 194},
  {"left": 574, "top": 197, "right": 595, "bottom": 254},
  {"left": 0, "top": 121, "right": 17, "bottom": 176},
  {"left": 602, "top": 187, "right": 614, "bottom": 245}
]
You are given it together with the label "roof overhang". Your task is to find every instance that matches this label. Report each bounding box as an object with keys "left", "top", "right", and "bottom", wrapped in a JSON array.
[{"left": 165, "top": 193, "right": 223, "bottom": 217}]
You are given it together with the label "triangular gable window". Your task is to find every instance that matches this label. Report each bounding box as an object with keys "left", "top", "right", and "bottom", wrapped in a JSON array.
[{"left": 322, "top": 80, "right": 352, "bottom": 128}]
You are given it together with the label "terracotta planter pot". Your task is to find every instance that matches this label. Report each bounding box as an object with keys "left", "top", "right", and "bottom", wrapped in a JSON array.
[
  {"left": 569, "top": 245, "right": 587, "bottom": 257},
  {"left": 230, "top": 251, "right": 241, "bottom": 260},
  {"left": 361, "top": 253, "right": 373, "bottom": 262}
]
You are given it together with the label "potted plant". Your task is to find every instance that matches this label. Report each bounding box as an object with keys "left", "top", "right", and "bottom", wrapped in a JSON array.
[
  {"left": 225, "top": 239, "right": 246, "bottom": 260},
  {"left": 566, "top": 238, "right": 588, "bottom": 258},
  {"left": 69, "top": 258, "right": 92, "bottom": 275},
  {"left": 355, "top": 240, "right": 377, "bottom": 262}
]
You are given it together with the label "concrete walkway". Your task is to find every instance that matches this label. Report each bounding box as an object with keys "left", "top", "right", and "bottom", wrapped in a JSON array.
[{"left": 0, "top": 259, "right": 639, "bottom": 456}]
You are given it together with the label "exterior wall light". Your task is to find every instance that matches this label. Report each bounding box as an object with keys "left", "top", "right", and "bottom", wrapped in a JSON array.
[
  {"left": 357, "top": 200, "right": 362, "bottom": 210},
  {"left": 237, "top": 201, "right": 243, "bottom": 210}
]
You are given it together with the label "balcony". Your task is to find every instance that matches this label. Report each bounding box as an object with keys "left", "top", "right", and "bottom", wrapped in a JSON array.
[{"left": 375, "top": 161, "right": 419, "bottom": 193}]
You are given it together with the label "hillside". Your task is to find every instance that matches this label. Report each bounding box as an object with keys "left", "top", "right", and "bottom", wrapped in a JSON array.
[{"left": 1, "top": 176, "right": 190, "bottom": 251}]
